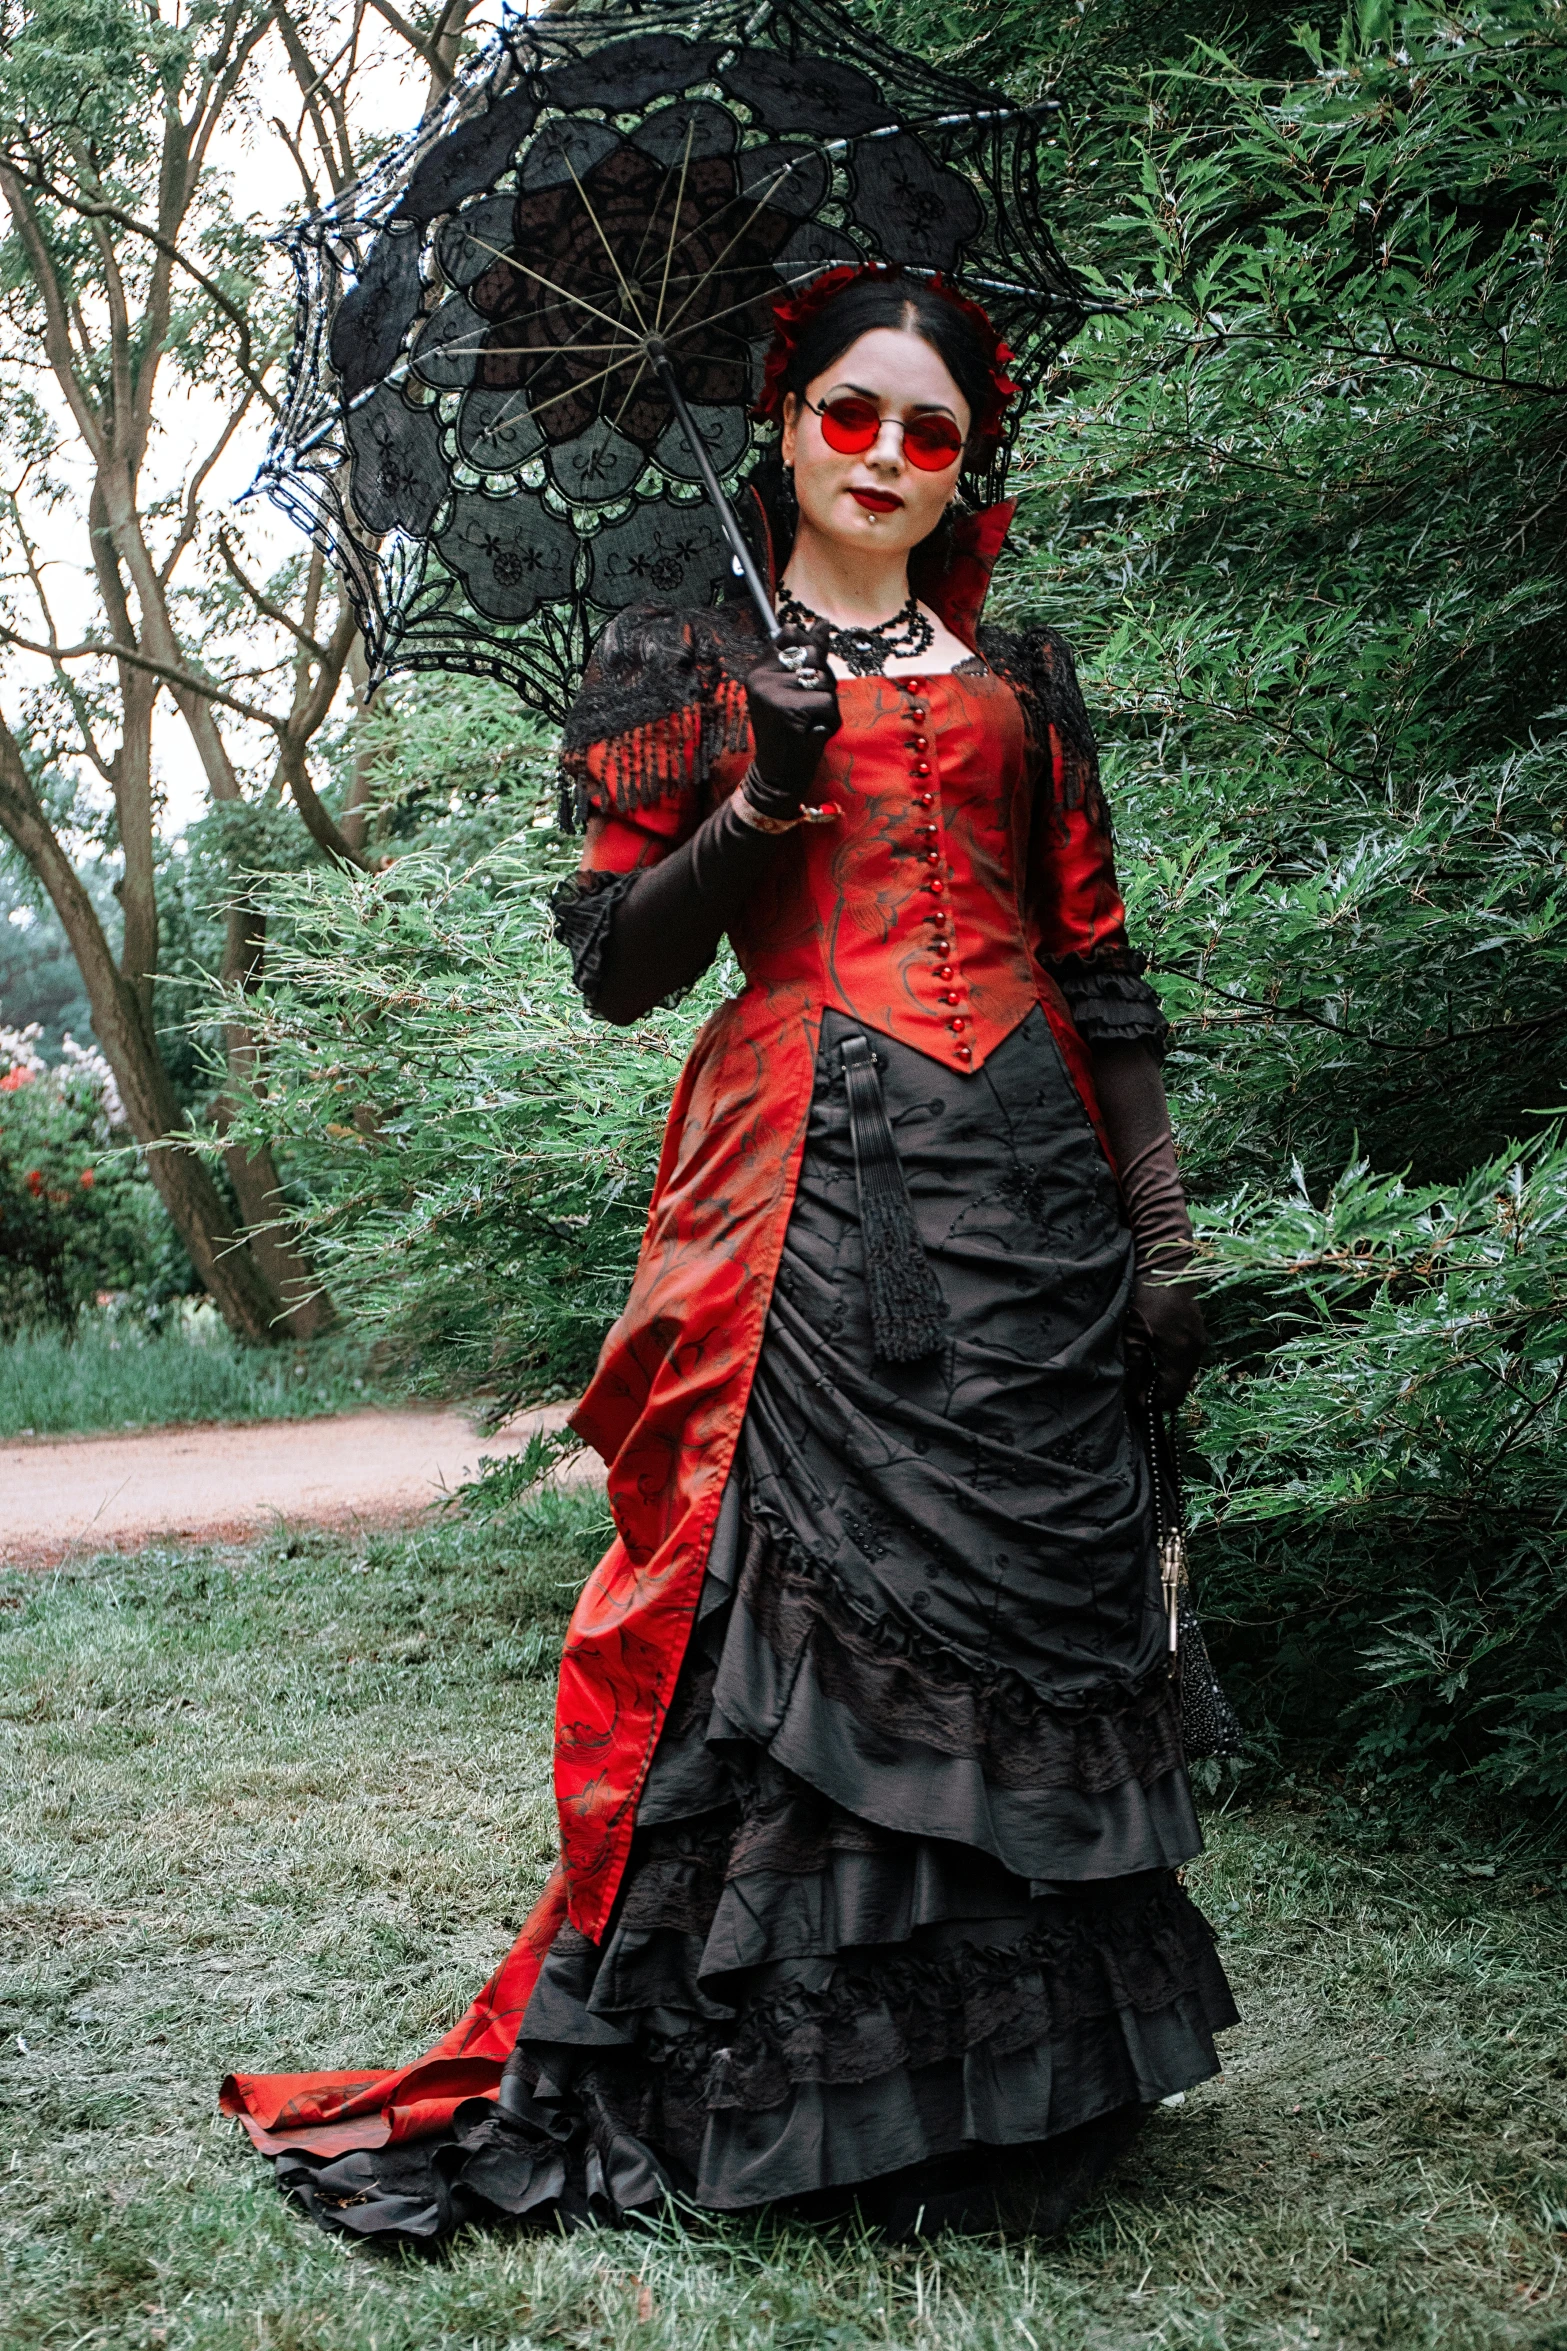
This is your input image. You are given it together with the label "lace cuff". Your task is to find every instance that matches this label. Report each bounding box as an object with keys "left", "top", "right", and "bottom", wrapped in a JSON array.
[
  {"left": 1046, "top": 950, "right": 1170, "bottom": 1057},
  {"left": 549, "top": 869, "right": 689, "bottom": 1017}
]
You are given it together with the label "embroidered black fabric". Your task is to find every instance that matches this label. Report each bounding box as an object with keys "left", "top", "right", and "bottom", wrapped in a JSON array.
[{"left": 733, "top": 1502, "right": 1186, "bottom": 1795}]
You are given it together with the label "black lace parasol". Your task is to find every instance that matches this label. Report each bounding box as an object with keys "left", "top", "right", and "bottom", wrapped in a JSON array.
[{"left": 257, "top": 0, "right": 1087, "bottom": 721}]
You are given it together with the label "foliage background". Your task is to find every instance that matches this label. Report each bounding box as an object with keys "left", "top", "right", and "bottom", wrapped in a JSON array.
[
  {"left": 115, "top": 0, "right": 1567, "bottom": 1819},
  {"left": 0, "top": 1020, "right": 188, "bottom": 1333}
]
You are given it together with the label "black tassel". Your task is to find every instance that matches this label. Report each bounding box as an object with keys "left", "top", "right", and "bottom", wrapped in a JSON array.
[
  {"left": 840, "top": 1033, "right": 947, "bottom": 1364},
  {"left": 555, "top": 776, "right": 577, "bottom": 835}
]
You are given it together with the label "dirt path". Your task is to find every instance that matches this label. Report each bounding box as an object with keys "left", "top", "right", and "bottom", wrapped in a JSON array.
[{"left": 0, "top": 1403, "right": 588, "bottom": 1569}]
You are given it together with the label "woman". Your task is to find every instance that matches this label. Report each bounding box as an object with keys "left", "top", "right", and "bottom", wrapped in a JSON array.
[{"left": 223, "top": 265, "right": 1237, "bottom": 2241}]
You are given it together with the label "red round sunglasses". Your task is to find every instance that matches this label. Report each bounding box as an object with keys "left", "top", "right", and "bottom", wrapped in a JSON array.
[{"left": 802, "top": 393, "right": 965, "bottom": 471}]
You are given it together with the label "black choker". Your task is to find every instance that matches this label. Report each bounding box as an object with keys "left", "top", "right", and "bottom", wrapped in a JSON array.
[{"left": 776, "top": 589, "right": 935, "bottom": 678}]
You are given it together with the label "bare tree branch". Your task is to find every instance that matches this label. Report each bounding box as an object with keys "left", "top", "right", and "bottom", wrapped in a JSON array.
[
  {"left": 0, "top": 161, "right": 281, "bottom": 416},
  {"left": 0, "top": 624, "right": 284, "bottom": 731},
  {"left": 270, "top": 110, "right": 322, "bottom": 209},
  {"left": 3, "top": 488, "right": 117, "bottom": 784},
  {"left": 159, "top": 395, "right": 257, "bottom": 591},
  {"left": 0, "top": 164, "right": 104, "bottom": 455},
  {"left": 362, "top": 0, "right": 444, "bottom": 76},
  {"left": 273, "top": 4, "right": 355, "bottom": 194},
  {"left": 216, "top": 527, "right": 332, "bottom": 660}
]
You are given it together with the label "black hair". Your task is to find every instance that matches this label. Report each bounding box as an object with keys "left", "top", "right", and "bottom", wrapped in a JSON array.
[{"left": 778, "top": 276, "right": 996, "bottom": 452}]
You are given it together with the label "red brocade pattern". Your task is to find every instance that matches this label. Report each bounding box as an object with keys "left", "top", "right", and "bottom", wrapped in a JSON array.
[{"left": 221, "top": 501, "right": 1158, "bottom": 2160}]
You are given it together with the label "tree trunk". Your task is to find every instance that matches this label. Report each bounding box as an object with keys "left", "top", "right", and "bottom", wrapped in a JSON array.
[
  {"left": 0, "top": 718, "right": 285, "bottom": 1344},
  {"left": 219, "top": 899, "right": 336, "bottom": 1339}
]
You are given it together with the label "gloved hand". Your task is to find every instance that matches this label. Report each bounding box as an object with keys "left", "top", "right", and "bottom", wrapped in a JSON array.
[
  {"left": 744, "top": 620, "right": 842, "bottom": 819},
  {"left": 1124, "top": 1273, "right": 1207, "bottom": 1410}
]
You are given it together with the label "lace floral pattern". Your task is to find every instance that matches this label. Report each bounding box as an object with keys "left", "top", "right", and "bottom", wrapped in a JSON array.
[
  {"left": 738, "top": 1500, "right": 1185, "bottom": 1794},
  {"left": 649, "top": 1869, "right": 1226, "bottom": 2109}
]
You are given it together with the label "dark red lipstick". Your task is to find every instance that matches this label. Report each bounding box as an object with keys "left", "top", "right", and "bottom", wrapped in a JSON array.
[{"left": 849, "top": 488, "right": 903, "bottom": 513}]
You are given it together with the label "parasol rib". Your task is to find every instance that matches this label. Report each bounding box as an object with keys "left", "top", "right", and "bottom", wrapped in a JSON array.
[
  {"left": 561, "top": 152, "right": 652, "bottom": 336},
  {"left": 653, "top": 118, "right": 699, "bottom": 336}
]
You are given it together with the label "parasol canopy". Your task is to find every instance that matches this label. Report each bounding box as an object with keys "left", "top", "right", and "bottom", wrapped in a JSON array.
[{"left": 258, "top": 0, "right": 1087, "bottom": 720}]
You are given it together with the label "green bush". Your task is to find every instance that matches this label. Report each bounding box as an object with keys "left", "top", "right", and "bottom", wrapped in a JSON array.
[
  {"left": 220, "top": 0, "right": 1567, "bottom": 1810},
  {"left": 0, "top": 1025, "right": 177, "bottom": 1334},
  {"left": 996, "top": 0, "right": 1567, "bottom": 1808}
]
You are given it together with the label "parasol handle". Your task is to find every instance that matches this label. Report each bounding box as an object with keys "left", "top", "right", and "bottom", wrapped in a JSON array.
[{"left": 645, "top": 338, "right": 780, "bottom": 643}]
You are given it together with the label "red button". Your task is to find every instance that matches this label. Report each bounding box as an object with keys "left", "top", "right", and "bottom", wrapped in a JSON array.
[
  {"left": 956, "top": 1045, "right": 973, "bottom": 1062},
  {"left": 924, "top": 851, "right": 940, "bottom": 865},
  {"left": 925, "top": 879, "right": 945, "bottom": 894},
  {"left": 911, "top": 736, "right": 929, "bottom": 750},
  {"left": 941, "top": 991, "right": 961, "bottom": 1005},
  {"left": 916, "top": 793, "right": 935, "bottom": 808},
  {"left": 910, "top": 704, "right": 927, "bottom": 719},
  {"left": 936, "top": 965, "right": 953, "bottom": 980},
  {"left": 948, "top": 1017, "right": 966, "bottom": 1033},
  {"left": 912, "top": 762, "right": 931, "bottom": 778}
]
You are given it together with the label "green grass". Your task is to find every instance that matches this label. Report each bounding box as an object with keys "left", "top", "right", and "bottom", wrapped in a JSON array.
[
  {"left": 2, "top": 1495, "right": 1565, "bottom": 2350},
  {"left": 0, "top": 1311, "right": 397, "bottom": 1439}
]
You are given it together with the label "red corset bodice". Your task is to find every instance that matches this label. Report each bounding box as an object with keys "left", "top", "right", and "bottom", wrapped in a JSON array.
[
  {"left": 732, "top": 663, "right": 1042, "bottom": 1074},
  {"left": 576, "top": 648, "right": 1132, "bottom": 1078}
]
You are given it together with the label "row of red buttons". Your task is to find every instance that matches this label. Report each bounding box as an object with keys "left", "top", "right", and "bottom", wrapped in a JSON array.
[{"left": 900, "top": 679, "right": 972, "bottom": 1065}]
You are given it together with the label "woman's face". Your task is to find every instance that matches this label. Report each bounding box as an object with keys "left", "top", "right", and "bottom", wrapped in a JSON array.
[{"left": 780, "top": 327, "right": 969, "bottom": 561}]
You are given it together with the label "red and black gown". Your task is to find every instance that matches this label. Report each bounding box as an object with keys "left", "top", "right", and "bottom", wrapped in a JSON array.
[{"left": 221, "top": 513, "right": 1237, "bottom": 2238}]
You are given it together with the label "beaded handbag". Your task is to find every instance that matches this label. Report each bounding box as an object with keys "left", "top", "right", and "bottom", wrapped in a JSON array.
[{"left": 1144, "top": 1396, "right": 1245, "bottom": 1761}]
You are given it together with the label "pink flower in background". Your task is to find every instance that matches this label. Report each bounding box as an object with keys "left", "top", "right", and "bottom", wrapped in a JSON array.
[{"left": 0, "top": 1066, "right": 31, "bottom": 1091}]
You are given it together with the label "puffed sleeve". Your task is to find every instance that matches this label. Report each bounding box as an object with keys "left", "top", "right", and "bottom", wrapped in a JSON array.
[
  {"left": 986, "top": 623, "right": 1170, "bottom": 1056},
  {"left": 550, "top": 604, "right": 753, "bottom": 1008}
]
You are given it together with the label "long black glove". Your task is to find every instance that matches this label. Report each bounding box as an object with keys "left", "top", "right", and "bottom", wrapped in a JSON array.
[
  {"left": 586, "top": 797, "right": 785, "bottom": 1026},
  {"left": 742, "top": 620, "right": 842, "bottom": 818},
  {"left": 1091, "top": 1040, "right": 1207, "bottom": 1407}
]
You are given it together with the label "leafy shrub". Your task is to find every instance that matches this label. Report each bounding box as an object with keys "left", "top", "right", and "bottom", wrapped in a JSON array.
[
  {"left": 216, "top": 832, "right": 719, "bottom": 1412},
  {"left": 0, "top": 1024, "right": 177, "bottom": 1333}
]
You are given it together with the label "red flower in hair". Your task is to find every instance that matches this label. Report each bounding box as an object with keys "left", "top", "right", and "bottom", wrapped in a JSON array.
[{"left": 754, "top": 263, "right": 1019, "bottom": 453}]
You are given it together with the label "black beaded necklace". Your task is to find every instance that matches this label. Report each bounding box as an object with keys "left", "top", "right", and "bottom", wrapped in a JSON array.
[{"left": 776, "top": 587, "right": 935, "bottom": 678}]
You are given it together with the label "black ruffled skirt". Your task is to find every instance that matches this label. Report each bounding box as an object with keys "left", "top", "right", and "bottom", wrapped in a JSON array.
[{"left": 284, "top": 1007, "right": 1237, "bottom": 2242}]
